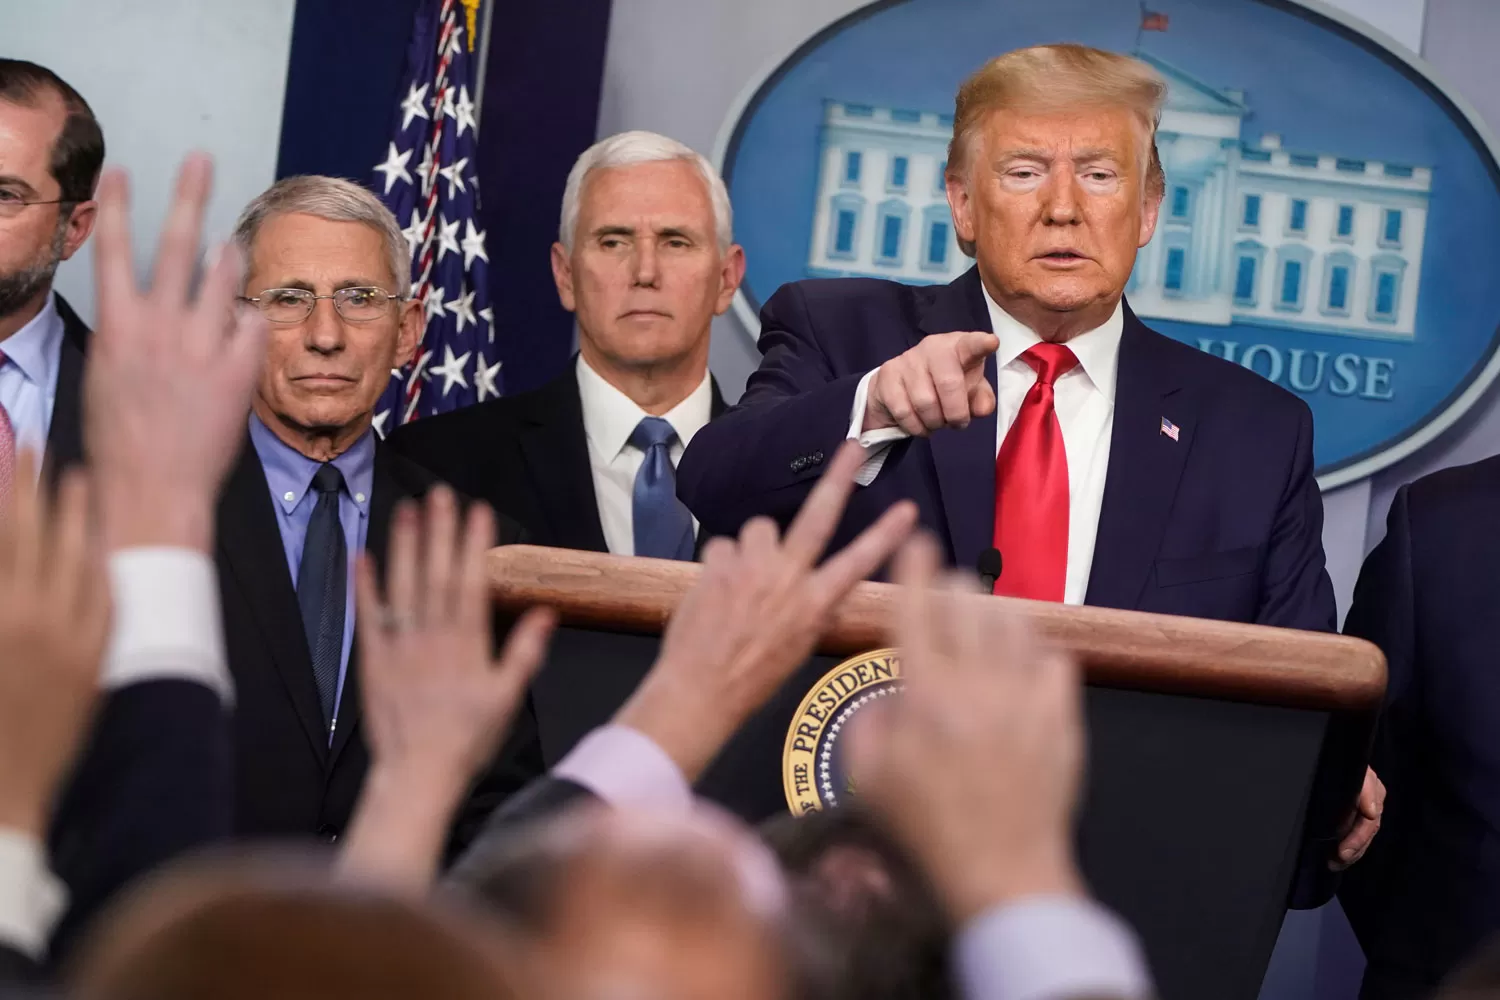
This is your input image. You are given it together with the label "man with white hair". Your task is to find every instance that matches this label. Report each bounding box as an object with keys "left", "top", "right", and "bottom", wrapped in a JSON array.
[
  {"left": 387, "top": 130, "right": 745, "bottom": 559},
  {"left": 217, "top": 174, "right": 533, "bottom": 847}
]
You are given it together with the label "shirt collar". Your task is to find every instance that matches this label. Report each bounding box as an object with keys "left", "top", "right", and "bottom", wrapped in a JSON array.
[
  {"left": 0, "top": 292, "right": 64, "bottom": 389},
  {"left": 247, "top": 412, "right": 376, "bottom": 517},
  {"left": 980, "top": 284, "right": 1124, "bottom": 402},
  {"left": 576, "top": 354, "right": 714, "bottom": 461}
]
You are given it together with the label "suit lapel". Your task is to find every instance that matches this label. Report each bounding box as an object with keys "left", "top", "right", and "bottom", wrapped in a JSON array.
[
  {"left": 218, "top": 441, "right": 328, "bottom": 763},
  {"left": 919, "top": 268, "right": 998, "bottom": 570},
  {"left": 42, "top": 296, "right": 88, "bottom": 488},
  {"left": 516, "top": 369, "right": 609, "bottom": 553},
  {"left": 1085, "top": 306, "right": 1194, "bottom": 611}
]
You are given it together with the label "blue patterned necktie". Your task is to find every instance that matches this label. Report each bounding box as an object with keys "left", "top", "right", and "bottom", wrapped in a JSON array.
[
  {"left": 297, "top": 463, "right": 346, "bottom": 732},
  {"left": 629, "top": 416, "right": 695, "bottom": 561}
]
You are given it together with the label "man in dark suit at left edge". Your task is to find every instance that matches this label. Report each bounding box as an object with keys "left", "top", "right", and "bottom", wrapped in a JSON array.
[
  {"left": 0, "top": 59, "right": 98, "bottom": 488},
  {"left": 219, "top": 175, "right": 535, "bottom": 852}
]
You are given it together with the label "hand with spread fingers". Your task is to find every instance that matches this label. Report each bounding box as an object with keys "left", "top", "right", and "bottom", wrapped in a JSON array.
[
  {"left": 339, "top": 486, "right": 556, "bottom": 889},
  {"left": 615, "top": 439, "right": 919, "bottom": 783},
  {"left": 83, "top": 155, "right": 268, "bottom": 554},
  {"left": 0, "top": 452, "right": 111, "bottom": 838},
  {"left": 847, "top": 534, "right": 1087, "bottom": 923}
]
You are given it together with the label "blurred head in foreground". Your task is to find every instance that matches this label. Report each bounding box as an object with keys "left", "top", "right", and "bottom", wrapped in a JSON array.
[
  {"left": 69, "top": 852, "right": 516, "bottom": 1000},
  {"left": 454, "top": 803, "right": 797, "bottom": 1000}
]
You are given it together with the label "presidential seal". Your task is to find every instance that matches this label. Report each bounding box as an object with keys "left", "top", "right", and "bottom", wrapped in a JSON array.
[{"left": 782, "top": 648, "right": 902, "bottom": 816}]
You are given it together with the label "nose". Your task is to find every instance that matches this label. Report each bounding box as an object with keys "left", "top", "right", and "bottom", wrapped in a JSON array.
[
  {"left": 1040, "top": 171, "right": 1081, "bottom": 226},
  {"left": 304, "top": 296, "right": 348, "bottom": 355},
  {"left": 632, "top": 238, "right": 661, "bottom": 289}
]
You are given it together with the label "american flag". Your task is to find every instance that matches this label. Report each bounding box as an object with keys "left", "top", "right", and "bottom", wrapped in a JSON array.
[
  {"left": 1140, "top": 7, "right": 1170, "bottom": 31},
  {"left": 1160, "top": 416, "right": 1180, "bottom": 442},
  {"left": 370, "top": 0, "right": 499, "bottom": 436}
]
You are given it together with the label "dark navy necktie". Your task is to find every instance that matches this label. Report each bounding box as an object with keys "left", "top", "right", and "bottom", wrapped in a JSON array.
[
  {"left": 297, "top": 463, "right": 346, "bottom": 732},
  {"left": 629, "top": 416, "right": 695, "bottom": 561}
]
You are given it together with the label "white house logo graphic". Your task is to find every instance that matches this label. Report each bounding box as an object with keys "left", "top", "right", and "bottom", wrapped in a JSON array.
[{"left": 806, "top": 54, "right": 1431, "bottom": 343}]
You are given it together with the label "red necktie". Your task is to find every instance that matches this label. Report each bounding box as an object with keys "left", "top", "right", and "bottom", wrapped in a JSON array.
[
  {"left": 992, "top": 343, "right": 1078, "bottom": 601},
  {"left": 0, "top": 351, "right": 13, "bottom": 511}
]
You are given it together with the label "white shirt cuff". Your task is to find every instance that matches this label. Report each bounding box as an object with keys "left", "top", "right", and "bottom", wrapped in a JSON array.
[
  {"left": 103, "top": 548, "right": 232, "bottom": 704},
  {"left": 847, "top": 367, "right": 911, "bottom": 486},
  {"left": 0, "top": 829, "right": 65, "bottom": 961},
  {"left": 955, "top": 895, "right": 1153, "bottom": 1000},
  {"left": 552, "top": 724, "right": 693, "bottom": 815}
]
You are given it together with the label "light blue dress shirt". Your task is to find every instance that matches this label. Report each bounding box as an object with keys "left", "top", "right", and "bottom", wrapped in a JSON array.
[
  {"left": 0, "top": 293, "right": 64, "bottom": 477},
  {"left": 248, "top": 413, "right": 374, "bottom": 736}
]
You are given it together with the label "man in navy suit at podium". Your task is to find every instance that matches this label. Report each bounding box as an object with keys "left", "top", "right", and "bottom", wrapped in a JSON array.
[{"left": 679, "top": 43, "right": 1337, "bottom": 632}]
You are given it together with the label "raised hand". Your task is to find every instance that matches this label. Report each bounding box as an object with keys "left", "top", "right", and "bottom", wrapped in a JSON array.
[
  {"left": 847, "top": 535, "right": 1086, "bottom": 922},
  {"left": 863, "top": 330, "right": 999, "bottom": 436},
  {"left": 340, "top": 487, "right": 555, "bottom": 889},
  {"left": 615, "top": 440, "right": 919, "bottom": 782},
  {"left": 0, "top": 452, "right": 110, "bottom": 836},
  {"left": 84, "top": 154, "right": 268, "bottom": 553}
]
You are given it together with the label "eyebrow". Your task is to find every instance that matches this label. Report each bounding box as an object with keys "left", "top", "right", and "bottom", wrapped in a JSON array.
[
  {"left": 0, "top": 174, "right": 40, "bottom": 196},
  {"left": 260, "top": 278, "right": 389, "bottom": 293}
]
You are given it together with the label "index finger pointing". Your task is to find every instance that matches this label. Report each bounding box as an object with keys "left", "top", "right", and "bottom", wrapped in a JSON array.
[{"left": 953, "top": 330, "right": 1000, "bottom": 370}]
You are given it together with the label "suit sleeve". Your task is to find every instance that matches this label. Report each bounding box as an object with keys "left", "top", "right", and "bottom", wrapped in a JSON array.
[
  {"left": 1337, "top": 485, "right": 1417, "bottom": 948},
  {"left": 676, "top": 283, "right": 872, "bottom": 535},
  {"left": 1254, "top": 401, "right": 1337, "bottom": 632}
]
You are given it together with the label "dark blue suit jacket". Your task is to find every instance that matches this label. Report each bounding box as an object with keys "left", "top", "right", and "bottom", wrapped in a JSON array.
[
  {"left": 1341, "top": 457, "right": 1500, "bottom": 999},
  {"left": 678, "top": 268, "right": 1335, "bottom": 630}
]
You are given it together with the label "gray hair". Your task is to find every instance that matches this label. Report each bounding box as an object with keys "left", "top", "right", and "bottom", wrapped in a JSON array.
[
  {"left": 232, "top": 175, "right": 410, "bottom": 298},
  {"left": 558, "top": 130, "right": 733, "bottom": 254}
]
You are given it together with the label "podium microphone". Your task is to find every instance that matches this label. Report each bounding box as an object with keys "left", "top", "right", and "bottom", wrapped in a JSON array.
[{"left": 976, "top": 547, "right": 1002, "bottom": 592}]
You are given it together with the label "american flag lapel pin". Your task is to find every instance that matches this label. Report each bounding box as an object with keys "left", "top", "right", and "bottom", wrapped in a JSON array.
[{"left": 1160, "top": 417, "right": 1180, "bottom": 442}]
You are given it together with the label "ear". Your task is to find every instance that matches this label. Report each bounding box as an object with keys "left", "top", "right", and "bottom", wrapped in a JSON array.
[
  {"left": 59, "top": 200, "right": 98, "bottom": 261},
  {"left": 550, "top": 242, "right": 576, "bottom": 313},
  {"left": 394, "top": 297, "right": 423, "bottom": 368},
  {"left": 946, "top": 172, "right": 975, "bottom": 249},
  {"left": 1138, "top": 185, "right": 1162, "bottom": 249},
  {"left": 713, "top": 244, "right": 746, "bottom": 316}
]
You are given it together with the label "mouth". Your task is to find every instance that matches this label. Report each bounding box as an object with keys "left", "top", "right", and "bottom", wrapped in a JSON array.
[
  {"left": 621, "top": 309, "right": 672, "bottom": 320},
  {"left": 293, "top": 374, "right": 357, "bottom": 387},
  {"left": 1036, "top": 250, "right": 1091, "bottom": 265}
]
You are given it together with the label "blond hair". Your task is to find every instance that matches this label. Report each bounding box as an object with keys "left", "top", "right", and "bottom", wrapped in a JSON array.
[{"left": 947, "top": 44, "right": 1167, "bottom": 253}]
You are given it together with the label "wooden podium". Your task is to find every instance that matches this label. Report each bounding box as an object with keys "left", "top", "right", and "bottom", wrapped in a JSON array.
[{"left": 490, "top": 545, "right": 1385, "bottom": 1000}]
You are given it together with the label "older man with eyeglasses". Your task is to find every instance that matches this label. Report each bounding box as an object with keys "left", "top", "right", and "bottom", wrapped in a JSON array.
[{"left": 220, "top": 175, "right": 537, "bottom": 852}]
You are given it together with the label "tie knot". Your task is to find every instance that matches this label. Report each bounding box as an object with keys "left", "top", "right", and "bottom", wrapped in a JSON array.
[
  {"left": 311, "top": 463, "right": 344, "bottom": 496},
  {"left": 629, "top": 416, "right": 679, "bottom": 452},
  {"left": 1020, "top": 343, "right": 1078, "bottom": 386}
]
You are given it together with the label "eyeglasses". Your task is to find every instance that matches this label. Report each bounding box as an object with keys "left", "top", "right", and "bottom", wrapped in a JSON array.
[
  {"left": 0, "top": 195, "right": 72, "bottom": 221},
  {"left": 236, "top": 287, "right": 405, "bottom": 325}
]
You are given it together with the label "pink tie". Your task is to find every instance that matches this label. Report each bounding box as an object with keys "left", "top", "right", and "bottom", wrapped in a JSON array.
[{"left": 0, "top": 351, "right": 14, "bottom": 509}]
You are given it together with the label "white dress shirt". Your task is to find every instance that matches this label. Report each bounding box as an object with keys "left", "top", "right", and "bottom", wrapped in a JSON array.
[
  {"left": 847, "top": 289, "right": 1124, "bottom": 605},
  {"left": 0, "top": 548, "right": 231, "bottom": 960},
  {"left": 0, "top": 293, "right": 65, "bottom": 482},
  {"left": 576, "top": 354, "right": 713, "bottom": 557}
]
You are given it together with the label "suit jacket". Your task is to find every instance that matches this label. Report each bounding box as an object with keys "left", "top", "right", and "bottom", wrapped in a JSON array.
[
  {"left": 216, "top": 436, "right": 541, "bottom": 852},
  {"left": 384, "top": 360, "right": 727, "bottom": 554},
  {"left": 677, "top": 268, "right": 1335, "bottom": 631},
  {"left": 1340, "top": 458, "right": 1500, "bottom": 999},
  {"left": 41, "top": 294, "right": 87, "bottom": 487}
]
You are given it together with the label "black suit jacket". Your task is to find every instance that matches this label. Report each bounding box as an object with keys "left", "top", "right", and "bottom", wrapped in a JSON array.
[
  {"left": 1341, "top": 457, "right": 1500, "bottom": 999},
  {"left": 384, "top": 360, "right": 727, "bottom": 553},
  {"left": 41, "top": 294, "right": 87, "bottom": 487},
  {"left": 216, "top": 436, "right": 541, "bottom": 852}
]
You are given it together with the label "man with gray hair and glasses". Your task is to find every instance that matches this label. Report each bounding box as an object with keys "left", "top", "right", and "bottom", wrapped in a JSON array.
[
  {"left": 388, "top": 129, "right": 745, "bottom": 560},
  {"left": 219, "top": 174, "right": 536, "bottom": 851}
]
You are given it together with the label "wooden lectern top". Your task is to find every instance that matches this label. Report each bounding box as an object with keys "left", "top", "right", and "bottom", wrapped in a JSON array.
[{"left": 488, "top": 545, "right": 1386, "bottom": 715}]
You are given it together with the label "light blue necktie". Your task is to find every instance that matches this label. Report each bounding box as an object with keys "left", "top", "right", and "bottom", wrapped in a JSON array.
[{"left": 630, "top": 416, "right": 695, "bottom": 561}]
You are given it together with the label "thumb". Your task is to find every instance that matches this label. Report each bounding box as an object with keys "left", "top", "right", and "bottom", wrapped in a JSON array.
[
  {"left": 953, "top": 331, "right": 1000, "bottom": 370},
  {"left": 968, "top": 376, "right": 996, "bottom": 418}
]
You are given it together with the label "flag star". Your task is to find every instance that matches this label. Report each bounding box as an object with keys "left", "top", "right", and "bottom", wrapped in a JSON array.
[
  {"left": 415, "top": 143, "right": 438, "bottom": 196},
  {"left": 437, "top": 84, "right": 456, "bottom": 122},
  {"left": 475, "top": 356, "right": 501, "bottom": 401},
  {"left": 461, "top": 219, "right": 489, "bottom": 268},
  {"left": 435, "top": 214, "right": 461, "bottom": 261},
  {"left": 423, "top": 284, "right": 448, "bottom": 321},
  {"left": 452, "top": 85, "right": 478, "bottom": 137},
  {"left": 372, "top": 142, "right": 413, "bottom": 195},
  {"left": 446, "top": 25, "right": 465, "bottom": 58},
  {"left": 402, "top": 207, "right": 429, "bottom": 258},
  {"left": 399, "top": 82, "right": 430, "bottom": 130},
  {"left": 438, "top": 157, "right": 469, "bottom": 200},
  {"left": 430, "top": 345, "right": 472, "bottom": 396},
  {"left": 446, "top": 286, "right": 476, "bottom": 331},
  {"left": 479, "top": 306, "right": 495, "bottom": 343},
  {"left": 372, "top": 409, "right": 392, "bottom": 437}
]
